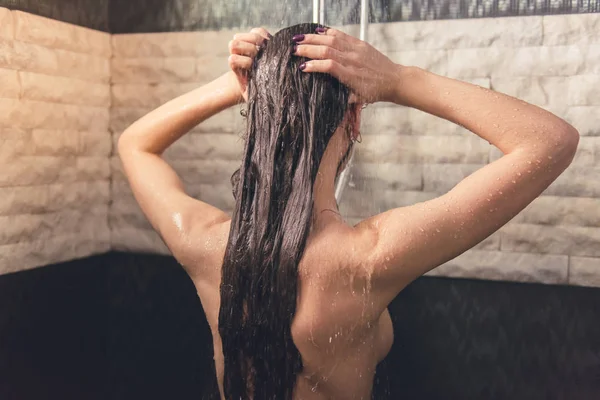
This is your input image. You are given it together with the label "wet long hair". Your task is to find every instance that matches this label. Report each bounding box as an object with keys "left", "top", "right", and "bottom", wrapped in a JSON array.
[{"left": 218, "top": 23, "right": 351, "bottom": 399}]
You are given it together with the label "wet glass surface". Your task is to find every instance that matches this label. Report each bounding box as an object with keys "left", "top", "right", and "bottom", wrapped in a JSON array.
[
  {"left": 0, "top": 0, "right": 109, "bottom": 31},
  {"left": 2, "top": 0, "right": 596, "bottom": 33},
  {"left": 108, "top": 0, "right": 599, "bottom": 33}
]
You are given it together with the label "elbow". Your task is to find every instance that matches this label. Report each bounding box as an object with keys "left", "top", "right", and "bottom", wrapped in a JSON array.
[
  {"left": 561, "top": 125, "right": 580, "bottom": 161},
  {"left": 549, "top": 124, "right": 580, "bottom": 168},
  {"left": 117, "top": 131, "right": 137, "bottom": 158},
  {"left": 116, "top": 134, "right": 128, "bottom": 160}
]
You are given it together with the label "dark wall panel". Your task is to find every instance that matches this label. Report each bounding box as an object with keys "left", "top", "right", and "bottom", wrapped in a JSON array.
[
  {"left": 0, "top": 0, "right": 109, "bottom": 31},
  {"left": 1, "top": 252, "right": 599, "bottom": 399},
  {"left": 108, "top": 0, "right": 600, "bottom": 34},
  {"left": 1, "top": 0, "right": 598, "bottom": 34},
  {"left": 108, "top": 0, "right": 313, "bottom": 34}
]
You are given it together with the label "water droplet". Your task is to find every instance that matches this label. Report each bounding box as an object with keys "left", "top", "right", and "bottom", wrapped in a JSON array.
[
  {"left": 517, "top": 172, "right": 521, "bottom": 176},
  {"left": 436, "top": 228, "right": 441, "bottom": 233},
  {"left": 548, "top": 155, "right": 553, "bottom": 159},
  {"left": 419, "top": 227, "right": 424, "bottom": 232},
  {"left": 512, "top": 180, "right": 517, "bottom": 183},
  {"left": 527, "top": 160, "right": 532, "bottom": 164}
]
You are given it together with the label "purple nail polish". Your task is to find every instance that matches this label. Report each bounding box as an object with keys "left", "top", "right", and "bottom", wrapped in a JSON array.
[
  {"left": 292, "top": 43, "right": 297, "bottom": 53},
  {"left": 299, "top": 63, "right": 306, "bottom": 71},
  {"left": 315, "top": 27, "right": 326, "bottom": 33},
  {"left": 292, "top": 34, "right": 305, "bottom": 42}
]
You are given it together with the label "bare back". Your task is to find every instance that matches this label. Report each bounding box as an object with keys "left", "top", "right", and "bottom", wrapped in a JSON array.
[
  {"left": 188, "top": 215, "right": 393, "bottom": 400},
  {"left": 118, "top": 59, "right": 579, "bottom": 400}
]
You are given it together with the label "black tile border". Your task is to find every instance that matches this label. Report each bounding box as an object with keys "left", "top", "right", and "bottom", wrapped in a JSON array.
[{"left": 1, "top": 252, "right": 599, "bottom": 399}]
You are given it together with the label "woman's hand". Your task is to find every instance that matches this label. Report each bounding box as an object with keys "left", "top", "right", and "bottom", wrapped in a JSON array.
[
  {"left": 293, "top": 27, "right": 404, "bottom": 104},
  {"left": 228, "top": 27, "right": 271, "bottom": 101}
]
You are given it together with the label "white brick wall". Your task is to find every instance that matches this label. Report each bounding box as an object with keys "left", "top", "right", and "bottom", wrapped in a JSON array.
[
  {"left": 347, "top": 14, "right": 600, "bottom": 287},
  {"left": 2, "top": 9, "right": 599, "bottom": 288},
  {"left": 109, "top": 28, "right": 245, "bottom": 254},
  {"left": 0, "top": 9, "right": 111, "bottom": 273}
]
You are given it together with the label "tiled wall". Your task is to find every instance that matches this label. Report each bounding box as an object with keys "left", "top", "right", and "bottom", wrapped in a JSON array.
[
  {"left": 109, "top": 30, "right": 246, "bottom": 254},
  {"left": 0, "top": 8, "right": 112, "bottom": 273},
  {"left": 347, "top": 14, "right": 600, "bottom": 286},
  {"left": 109, "top": 14, "right": 600, "bottom": 287}
]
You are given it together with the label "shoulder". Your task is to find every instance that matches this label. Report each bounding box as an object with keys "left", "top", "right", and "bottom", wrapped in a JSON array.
[
  {"left": 171, "top": 216, "right": 231, "bottom": 283},
  {"left": 301, "top": 221, "right": 381, "bottom": 309}
]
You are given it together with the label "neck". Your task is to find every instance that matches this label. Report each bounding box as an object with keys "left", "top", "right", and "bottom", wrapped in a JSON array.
[
  {"left": 311, "top": 133, "right": 347, "bottom": 222},
  {"left": 313, "top": 167, "right": 339, "bottom": 217}
]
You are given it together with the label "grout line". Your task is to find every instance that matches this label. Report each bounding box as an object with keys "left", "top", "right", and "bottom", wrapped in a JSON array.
[
  {"left": 10, "top": 9, "right": 16, "bottom": 40},
  {"left": 16, "top": 70, "right": 22, "bottom": 99},
  {"left": 540, "top": 15, "right": 545, "bottom": 47}
]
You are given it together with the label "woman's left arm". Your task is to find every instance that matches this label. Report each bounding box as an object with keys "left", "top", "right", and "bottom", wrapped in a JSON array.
[{"left": 117, "top": 72, "right": 242, "bottom": 263}]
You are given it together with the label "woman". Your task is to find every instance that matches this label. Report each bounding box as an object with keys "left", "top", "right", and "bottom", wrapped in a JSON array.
[{"left": 118, "top": 23, "right": 579, "bottom": 399}]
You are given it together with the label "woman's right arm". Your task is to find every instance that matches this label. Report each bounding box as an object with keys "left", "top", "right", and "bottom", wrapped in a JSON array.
[
  {"left": 364, "top": 66, "right": 578, "bottom": 304},
  {"left": 297, "top": 28, "right": 580, "bottom": 311}
]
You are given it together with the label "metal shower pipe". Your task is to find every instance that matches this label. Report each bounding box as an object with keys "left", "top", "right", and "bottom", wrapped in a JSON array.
[
  {"left": 334, "top": 0, "right": 368, "bottom": 202},
  {"left": 313, "top": 0, "right": 325, "bottom": 24}
]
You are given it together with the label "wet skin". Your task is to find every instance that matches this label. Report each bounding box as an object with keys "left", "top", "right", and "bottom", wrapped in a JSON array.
[{"left": 118, "top": 31, "right": 578, "bottom": 398}]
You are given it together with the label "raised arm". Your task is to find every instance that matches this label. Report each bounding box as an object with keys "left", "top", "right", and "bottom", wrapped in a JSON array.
[
  {"left": 117, "top": 72, "right": 240, "bottom": 265},
  {"left": 295, "top": 28, "right": 579, "bottom": 310},
  {"left": 363, "top": 66, "right": 578, "bottom": 306},
  {"left": 118, "top": 27, "right": 270, "bottom": 272}
]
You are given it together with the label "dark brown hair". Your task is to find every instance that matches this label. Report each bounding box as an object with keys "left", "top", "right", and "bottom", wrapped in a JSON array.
[{"left": 219, "top": 23, "right": 351, "bottom": 399}]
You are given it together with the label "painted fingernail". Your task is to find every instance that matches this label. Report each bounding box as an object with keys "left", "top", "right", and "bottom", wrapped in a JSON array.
[
  {"left": 292, "top": 43, "right": 297, "bottom": 53},
  {"left": 315, "top": 27, "right": 326, "bottom": 33},
  {"left": 292, "top": 34, "right": 305, "bottom": 42},
  {"left": 299, "top": 63, "right": 306, "bottom": 71}
]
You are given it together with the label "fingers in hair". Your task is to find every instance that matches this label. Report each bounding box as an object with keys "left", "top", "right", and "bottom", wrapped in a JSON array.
[
  {"left": 233, "top": 32, "right": 266, "bottom": 46},
  {"left": 250, "top": 27, "right": 272, "bottom": 41},
  {"left": 294, "top": 44, "right": 344, "bottom": 63},
  {"left": 229, "top": 39, "right": 260, "bottom": 57},
  {"left": 300, "top": 59, "right": 348, "bottom": 79},
  {"left": 295, "top": 33, "right": 349, "bottom": 52},
  {"left": 228, "top": 54, "right": 253, "bottom": 71},
  {"left": 320, "top": 27, "right": 358, "bottom": 44}
]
